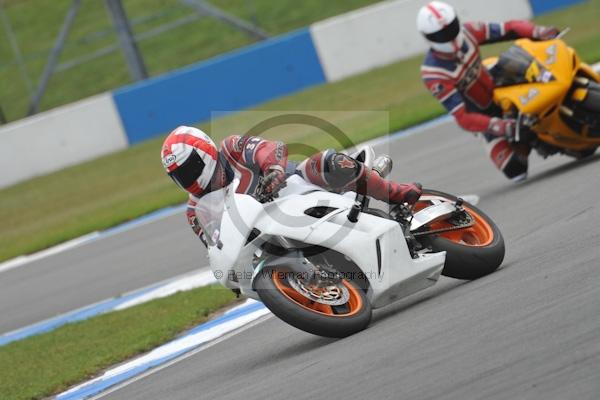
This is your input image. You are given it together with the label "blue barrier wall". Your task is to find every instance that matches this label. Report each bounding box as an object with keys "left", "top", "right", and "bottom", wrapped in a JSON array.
[
  {"left": 529, "top": 0, "right": 586, "bottom": 15},
  {"left": 113, "top": 28, "right": 325, "bottom": 144}
]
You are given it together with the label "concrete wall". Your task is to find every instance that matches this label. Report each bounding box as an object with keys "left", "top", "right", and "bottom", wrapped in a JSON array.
[
  {"left": 0, "top": 93, "right": 127, "bottom": 188},
  {"left": 310, "top": 0, "right": 533, "bottom": 82}
]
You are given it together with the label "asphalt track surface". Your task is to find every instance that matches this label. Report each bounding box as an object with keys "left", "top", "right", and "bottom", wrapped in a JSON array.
[
  {"left": 5, "top": 120, "right": 600, "bottom": 399},
  {"left": 95, "top": 121, "right": 600, "bottom": 400},
  {"left": 0, "top": 212, "right": 207, "bottom": 334}
]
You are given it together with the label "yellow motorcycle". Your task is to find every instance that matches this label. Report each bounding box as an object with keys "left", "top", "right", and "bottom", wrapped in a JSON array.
[{"left": 485, "top": 34, "right": 600, "bottom": 158}]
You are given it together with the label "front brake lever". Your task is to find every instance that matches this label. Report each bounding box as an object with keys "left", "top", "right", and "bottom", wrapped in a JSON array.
[{"left": 514, "top": 112, "right": 523, "bottom": 143}]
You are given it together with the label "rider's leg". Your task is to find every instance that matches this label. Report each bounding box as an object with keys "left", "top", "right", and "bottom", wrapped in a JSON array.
[
  {"left": 296, "top": 150, "right": 421, "bottom": 204},
  {"left": 483, "top": 134, "right": 530, "bottom": 181}
]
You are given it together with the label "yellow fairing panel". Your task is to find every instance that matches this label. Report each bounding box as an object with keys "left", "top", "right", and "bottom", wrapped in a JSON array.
[
  {"left": 488, "top": 39, "right": 600, "bottom": 150},
  {"left": 493, "top": 39, "right": 575, "bottom": 115}
]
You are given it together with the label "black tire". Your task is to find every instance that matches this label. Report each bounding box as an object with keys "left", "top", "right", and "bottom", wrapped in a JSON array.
[
  {"left": 570, "top": 147, "right": 597, "bottom": 160},
  {"left": 418, "top": 190, "right": 505, "bottom": 280},
  {"left": 255, "top": 267, "right": 372, "bottom": 338},
  {"left": 582, "top": 81, "right": 600, "bottom": 113}
]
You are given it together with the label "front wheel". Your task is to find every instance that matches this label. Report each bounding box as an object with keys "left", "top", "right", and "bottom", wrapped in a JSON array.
[
  {"left": 254, "top": 267, "right": 372, "bottom": 338},
  {"left": 416, "top": 190, "right": 505, "bottom": 280}
]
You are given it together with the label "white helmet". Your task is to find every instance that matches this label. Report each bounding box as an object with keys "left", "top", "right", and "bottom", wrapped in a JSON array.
[{"left": 416, "top": 1, "right": 465, "bottom": 54}]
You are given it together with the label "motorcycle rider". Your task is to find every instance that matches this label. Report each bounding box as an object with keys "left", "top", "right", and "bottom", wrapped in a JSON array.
[
  {"left": 417, "top": 1, "right": 559, "bottom": 180},
  {"left": 161, "top": 126, "right": 422, "bottom": 244}
]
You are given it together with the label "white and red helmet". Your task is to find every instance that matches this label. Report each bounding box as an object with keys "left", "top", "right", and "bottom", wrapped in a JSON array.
[
  {"left": 416, "top": 1, "right": 465, "bottom": 54},
  {"left": 161, "top": 126, "right": 218, "bottom": 196}
]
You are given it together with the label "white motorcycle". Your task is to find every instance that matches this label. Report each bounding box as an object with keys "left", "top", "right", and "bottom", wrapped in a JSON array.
[{"left": 196, "top": 146, "right": 505, "bottom": 337}]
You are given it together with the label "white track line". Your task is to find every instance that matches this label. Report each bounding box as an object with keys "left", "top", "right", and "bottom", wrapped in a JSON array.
[
  {"left": 89, "top": 314, "right": 273, "bottom": 400},
  {"left": 56, "top": 300, "right": 271, "bottom": 400},
  {"left": 0, "top": 269, "right": 216, "bottom": 345},
  {"left": 113, "top": 270, "right": 216, "bottom": 310}
]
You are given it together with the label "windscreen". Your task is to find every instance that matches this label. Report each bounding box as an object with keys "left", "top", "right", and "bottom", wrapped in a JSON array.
[
  {"left": 194, "top": 186, "right": 227, "bottom": 247},
  {"left": 492, "top": 45, "right": 554, "bottom": 87}
]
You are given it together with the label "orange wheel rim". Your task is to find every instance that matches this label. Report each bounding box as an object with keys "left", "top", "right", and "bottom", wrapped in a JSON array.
[
  {"left": 272, "top": 272, "right": 363, "bottom": 317},
  {"left": 415, "top": 199, "right": 494, "bottom": 247}
]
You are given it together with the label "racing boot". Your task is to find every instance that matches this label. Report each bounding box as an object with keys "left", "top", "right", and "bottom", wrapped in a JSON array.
[
  {"left": 298, "top": 150, "right": 421, "bottom": 204},
  {"left": 356, "top": 168, "right": 422, "bottom": 205}
]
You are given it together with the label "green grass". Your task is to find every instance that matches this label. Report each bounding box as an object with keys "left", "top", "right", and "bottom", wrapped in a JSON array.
[
  {"left": 0, "top": 0, "right": 379, "bottom": 122},
  {"left": 0, "top": 284, "right": 237, "bottom": 400},
  {"left": 1, "top": 0, "right": 599, "bottom": 262}
]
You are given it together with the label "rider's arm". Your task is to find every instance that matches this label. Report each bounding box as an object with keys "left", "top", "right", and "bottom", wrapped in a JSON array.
[
  {"left": 453, "top": 105, "right": 514, "bottom": 137},
  {"left": 253, "top": 138, "right": 288, "bottom": 174},
  {"left": 422, "top": 77, "right": 513, "bottom": 136},
  {"left": 422, "top": 76, "right": 488, "bottom": 132},
  {"left": 464, "top": 21, "right": 559, "bottom": 44},
  {"left": 222, "top": 135, "right": 288, "bottom": 173},
  {"left": 186, "top": 196, "right": 208, "bottom": 247}
]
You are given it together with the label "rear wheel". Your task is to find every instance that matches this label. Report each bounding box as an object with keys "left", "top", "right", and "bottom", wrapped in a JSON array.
[
  {"left": 416, "top": 190, "right": 505, "bottom": 280},
  {"left": 255, "top": 267, "right": 372, "bottom": 337}
]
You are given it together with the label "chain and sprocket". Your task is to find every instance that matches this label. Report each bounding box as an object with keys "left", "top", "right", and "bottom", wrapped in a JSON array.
[{"left": 412, "top": 209, "right": 475, "bottom": 237}]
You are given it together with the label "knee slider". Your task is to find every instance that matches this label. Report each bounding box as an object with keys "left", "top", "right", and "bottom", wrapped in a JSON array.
[{"left": 324, "top": 153, "right": 361, "bottom": 188}]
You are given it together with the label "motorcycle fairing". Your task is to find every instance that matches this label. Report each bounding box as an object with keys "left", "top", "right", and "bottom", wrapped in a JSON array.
[
  {"left": 206, "top": 176, "right": 445, "bottom": 309},
  {"left": 487, "top": 39, "right": 600, "bottom": 150},
  {"left": 492, "top": 39, "right": 573, "bottom": 116},
  {"left": 492, "top": 45, "right": 555, "bottom": 88}
]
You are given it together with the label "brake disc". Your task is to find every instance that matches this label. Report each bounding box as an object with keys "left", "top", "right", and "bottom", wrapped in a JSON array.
[{"left": 287, "top": 274, "right": 350, "bottom": 306}]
